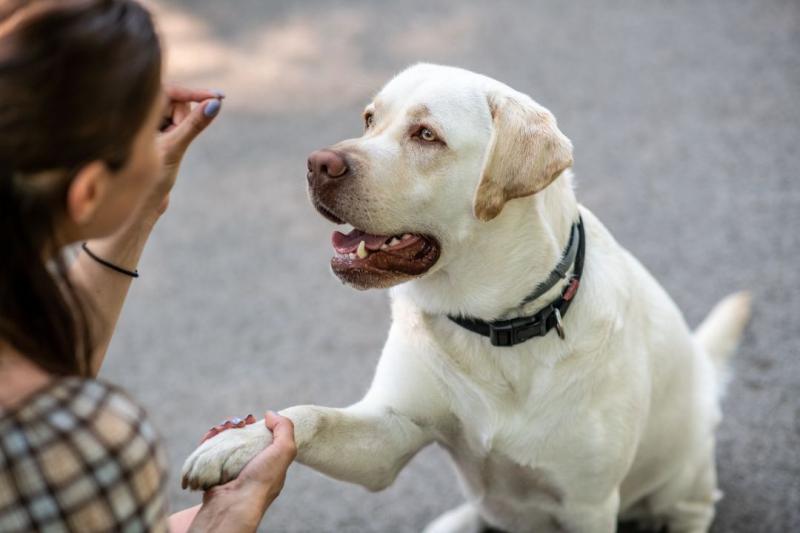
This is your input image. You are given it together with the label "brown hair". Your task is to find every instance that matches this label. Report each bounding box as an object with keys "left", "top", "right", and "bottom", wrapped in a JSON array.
[{"left": 0, "top": 0, "right": 162, "bottom": 375}]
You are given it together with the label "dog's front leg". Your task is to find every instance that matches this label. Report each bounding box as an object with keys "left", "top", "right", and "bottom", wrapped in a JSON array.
[
  {"left": 182, "top": 320, "right": 445, "bottom": 492},
  {"left": 181, "top": 401, "right": 432, "bottom": 492},
  {"left": 280, "top": 401, "right": 432, "bottom": 491}
]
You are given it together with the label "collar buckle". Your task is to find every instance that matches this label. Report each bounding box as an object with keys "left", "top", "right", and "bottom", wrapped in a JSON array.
[
  {"left": 553, "top": 307, "right": 566, "bottom": 340},
  {"left": 488, "top": 315, "right": 547, "bottom": 347}
]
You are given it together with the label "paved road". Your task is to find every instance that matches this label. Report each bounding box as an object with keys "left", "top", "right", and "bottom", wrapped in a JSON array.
[{"left": 102, "top": 1, "right": 799, "bottom": 530}]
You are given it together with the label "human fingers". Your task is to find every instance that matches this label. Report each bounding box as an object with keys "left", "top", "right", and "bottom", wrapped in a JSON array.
[
  {"left": 264, "top": 411, "right": 297, "bottom": 463},
  {"left": 164, "top": 84, "right": 224, "bottom": 103},
  {"left": 200, "top": 414, "right": 257, "bottom": 444},
  {"left": 162, "top": 97, "right": 222, "bottom": 156},
  {"left": 174, "top": 101, "right": 190, "bottom": 124},
  {"left": 159, "top": 101, "right": 190, "bottom": 133},
  {"left": 235, "top": 415, "right": 294, "bottom": 499}
]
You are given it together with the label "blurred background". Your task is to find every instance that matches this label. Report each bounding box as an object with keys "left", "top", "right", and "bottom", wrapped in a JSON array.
[{"left": 102, "top": 0, "right": 799, "bottom": 531}]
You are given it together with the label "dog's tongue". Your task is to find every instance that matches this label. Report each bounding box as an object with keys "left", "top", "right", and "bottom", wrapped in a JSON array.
[{"left": 332, "top": 229, "right": 388, "bottom": 253}]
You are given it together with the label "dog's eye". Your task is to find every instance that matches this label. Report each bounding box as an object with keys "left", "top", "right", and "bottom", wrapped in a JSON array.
[
  {"left": 419, "top": 128, "right": 436, "bottom": 142},
  {"left": 365, "top": 113, "right": 374, "bottom": 129}
]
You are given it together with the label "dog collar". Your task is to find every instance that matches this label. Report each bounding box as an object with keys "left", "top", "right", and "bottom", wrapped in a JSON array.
[{"left": 447, "top": 216, "right": 585, "bottom": 347}]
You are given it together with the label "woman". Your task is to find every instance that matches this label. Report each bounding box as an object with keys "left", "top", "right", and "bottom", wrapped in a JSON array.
[{"left": 0, "top": 0, "right": 295, "bottom": 531}]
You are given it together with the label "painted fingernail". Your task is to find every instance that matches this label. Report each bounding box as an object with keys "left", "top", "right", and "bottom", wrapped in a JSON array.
[
  {"left": 231, "top": 417, "right": 242, "bottom": 425},
  {"left": 212, "top": 89, "right": 226, "bottom": 98},
  {"left": 204, "top": 99, "right": 221, "bottom": 118}
]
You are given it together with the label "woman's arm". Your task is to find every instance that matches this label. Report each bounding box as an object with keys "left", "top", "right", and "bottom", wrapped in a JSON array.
[
  {"left": 167, "top": 505, "right": 201, "bottom": 532},
  {"left": 70, "top": 217, "right": 156, "bottom": 375},
  {"left": 69, "top": 85, "right": 222, "bottom": 375}
]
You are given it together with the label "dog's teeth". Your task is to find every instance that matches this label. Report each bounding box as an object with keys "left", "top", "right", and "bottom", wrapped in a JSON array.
[
  {"left": 348, "top": 252, "right": 356, "bottom": 260},
  {"left": 402, "top": 233, "right": 412, "bottom": 240},
  {"left": 380, "top": 244, "right": 389, "bottom": 250},
  {"left": 389, "top": 237, "right": 401, "bottom": 246},
  {"left": 356, "top": 241, "right": 368, "bottom": 259}
]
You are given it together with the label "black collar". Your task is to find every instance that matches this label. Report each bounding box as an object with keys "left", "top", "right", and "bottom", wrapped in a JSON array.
[{"left": 447, "top": 216, "right": 585, "bottom": 347}]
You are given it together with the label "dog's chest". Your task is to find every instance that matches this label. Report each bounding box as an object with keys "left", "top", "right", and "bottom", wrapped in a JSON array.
[
  {"left": 427, "top": 326, "right": 611, "bottom": 523},
  {"left": 436, "top": 365, "right": 572, "bottom": 517},
  {"left": 452, "top": 440, "right": 565, "bottom": 502},
  {"left": 444, "top": 432, "right": 569, "bottom": 532},
  {"left": 432, "top": 329, "right": 579, "bottom": 456}
]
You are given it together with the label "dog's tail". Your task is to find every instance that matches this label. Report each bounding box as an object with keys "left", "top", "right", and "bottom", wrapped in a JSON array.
[{"left": 694, "top": 291, "right": 752, "bottom": 391}]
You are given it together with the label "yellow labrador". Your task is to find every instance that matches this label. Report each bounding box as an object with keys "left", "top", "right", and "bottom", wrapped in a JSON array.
[{"left": 182, "top": 64, "right": 750, "bottom": 533}]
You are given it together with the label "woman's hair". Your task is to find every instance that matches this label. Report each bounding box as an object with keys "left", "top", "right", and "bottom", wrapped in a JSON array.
[{"left": 0, "top": 0, "right": 162, "bottom": 376}]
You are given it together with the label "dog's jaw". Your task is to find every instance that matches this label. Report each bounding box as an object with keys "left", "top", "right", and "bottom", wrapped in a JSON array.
[{"left": 330, "top": 234, "right": 441, "bottom": 290}]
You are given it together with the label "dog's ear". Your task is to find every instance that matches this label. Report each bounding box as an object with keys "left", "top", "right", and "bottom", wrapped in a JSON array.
[{"left": 473, "top": 92, "right": 573, "bottom": 221}]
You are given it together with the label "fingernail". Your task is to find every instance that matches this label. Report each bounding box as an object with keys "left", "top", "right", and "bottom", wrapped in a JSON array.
[
  {"left": 212, "top": 89, "right": 226, "bottom": 98},
  {"left": 204, "top": 99, "right": 221, "bottom": 118}
]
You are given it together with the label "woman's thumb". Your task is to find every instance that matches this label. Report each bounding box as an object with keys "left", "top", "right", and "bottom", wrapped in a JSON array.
[
  {"left": 265, "top": 411, "right": 296, "bottom": 456},
  {"left": 170, "top": 98, "right": 221, "bottom": 152}
]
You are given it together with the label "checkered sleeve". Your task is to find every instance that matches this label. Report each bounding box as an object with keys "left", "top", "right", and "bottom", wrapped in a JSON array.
[{"left": 0, "top": 378, "right": 169, "bottom": 532}]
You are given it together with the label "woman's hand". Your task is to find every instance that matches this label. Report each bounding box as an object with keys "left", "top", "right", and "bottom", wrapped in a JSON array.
[
  {"left": 176, "top": 412, "right": 297, "bottom": 533},
  {"left": 143, "top": 85, "right": 224, "bottom": 219},
  {"left": 217, "top": 411, "right": 297, "bottom": 508}
]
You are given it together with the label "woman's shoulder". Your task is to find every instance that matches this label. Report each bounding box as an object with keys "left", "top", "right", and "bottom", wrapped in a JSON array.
[
  {"left": 0, "top": 377, "right": 169, "bottom": 532},
  {"left": 1, "top": 376, "right": 162, "bottom": 452}
]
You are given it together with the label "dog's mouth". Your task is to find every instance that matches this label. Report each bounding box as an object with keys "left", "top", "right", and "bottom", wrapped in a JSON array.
[
  {"left": 329, "top": 227, "right": 440, "bottom": 289},
  {"left": 310, "top": 193, "right": 440, "bottom": 288}
]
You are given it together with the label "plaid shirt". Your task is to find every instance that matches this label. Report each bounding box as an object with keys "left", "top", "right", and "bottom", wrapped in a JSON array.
[{"left": 0, "top": 378, "right": 169, "bottom": 532}]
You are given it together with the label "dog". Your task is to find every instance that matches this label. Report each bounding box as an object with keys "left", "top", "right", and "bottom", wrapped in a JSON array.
[{"left": 181, "top": 64, "right": 751, "bottom": 533}]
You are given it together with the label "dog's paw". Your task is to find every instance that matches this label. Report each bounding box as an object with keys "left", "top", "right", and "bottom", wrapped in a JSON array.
[{"left": 181, "top": 421, "right": 272, "bottom": 490}]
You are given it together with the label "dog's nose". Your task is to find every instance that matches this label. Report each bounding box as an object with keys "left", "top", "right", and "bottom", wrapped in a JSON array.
[{"left": 307, "top": 149, "right": 348, "bottom": 185}]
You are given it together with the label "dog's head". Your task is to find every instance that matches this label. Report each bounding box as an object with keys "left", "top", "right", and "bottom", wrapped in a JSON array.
[{"left": 307, "top": 64, "right": 573, "bottom": 290}]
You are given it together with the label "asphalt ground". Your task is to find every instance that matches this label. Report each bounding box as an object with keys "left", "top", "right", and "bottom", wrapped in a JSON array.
[{"left": 101, "top": 1, "right": 799, "bottom": 530}]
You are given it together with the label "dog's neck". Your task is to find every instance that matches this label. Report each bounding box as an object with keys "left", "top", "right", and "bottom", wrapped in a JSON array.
[{"left": 393, "top": 171, "right": 580, "bottom": 321}]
